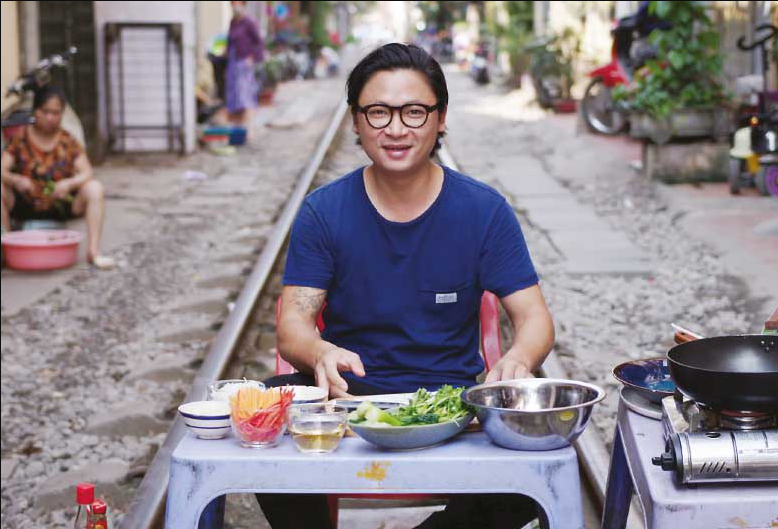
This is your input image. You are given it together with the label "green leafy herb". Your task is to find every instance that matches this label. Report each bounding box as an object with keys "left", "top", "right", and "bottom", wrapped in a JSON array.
[{"left": 348, "top": 386, "right": 473, "bottom": 427}]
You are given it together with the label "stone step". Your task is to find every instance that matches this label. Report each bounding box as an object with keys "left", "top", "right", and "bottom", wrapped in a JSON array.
[
  {"left": 86, "top": 401, "right": 168, "bottom": 437},
  {"left": 124, "top": 352, "right": 195, "bottom": 383}
]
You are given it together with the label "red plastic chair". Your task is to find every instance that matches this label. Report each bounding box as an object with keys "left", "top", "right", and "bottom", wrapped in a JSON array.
[{"left": 275, "top": 292, "right": 503, "bottom": 528}]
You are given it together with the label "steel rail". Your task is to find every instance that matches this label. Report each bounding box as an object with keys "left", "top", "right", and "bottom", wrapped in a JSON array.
[
  {"left": 438, "top": 143, "right": 645, "bottom": 528},
  {"left": 121, "top": 99, "right": 349, "bottom": 529}
]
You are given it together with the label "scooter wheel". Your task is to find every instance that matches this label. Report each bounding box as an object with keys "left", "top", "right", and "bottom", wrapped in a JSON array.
[
  {"left": 581, "top": 77, "right": 626, "bottom": 135},
  {"left": 758, "top": 164, "right": 778, "bottom": 197},
  {"left": 727, "top": 158, "right": 742, "bottom": 195}
]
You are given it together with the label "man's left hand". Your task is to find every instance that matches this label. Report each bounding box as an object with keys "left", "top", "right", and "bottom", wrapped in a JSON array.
[
  {"left": 484, "top": 355, "right": 534, "bottom": 383},
  {"left": 52, "top": 180, "right": 73, "bottom": 200}
]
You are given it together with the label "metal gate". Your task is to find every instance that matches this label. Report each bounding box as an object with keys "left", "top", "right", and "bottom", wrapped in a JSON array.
[
  {"left": 39, "top": 1, "right": 100, "bottom": 160},
  {"left": 105, "top": 23, "right": 185, "bottom": 153}
]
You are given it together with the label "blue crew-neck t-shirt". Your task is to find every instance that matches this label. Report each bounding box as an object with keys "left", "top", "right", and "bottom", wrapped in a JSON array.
[{"left": 283, "top": 165, "right": 539, "bottom": 393}]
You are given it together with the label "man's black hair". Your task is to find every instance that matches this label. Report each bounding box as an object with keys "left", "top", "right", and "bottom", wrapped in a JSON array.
[
  {"left": 346, "top": 43, "right": 448, "bottom": 157},
  {"left": 33, "top": 86, "right": 67, "bottom": 111}
]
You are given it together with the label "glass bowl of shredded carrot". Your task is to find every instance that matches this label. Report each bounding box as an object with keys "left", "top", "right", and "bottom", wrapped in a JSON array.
[{"left": 230, "top": 386, "right": 294, "bottom": 448}]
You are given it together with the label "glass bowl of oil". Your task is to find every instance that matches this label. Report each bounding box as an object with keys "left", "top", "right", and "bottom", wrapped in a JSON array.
[{"left": 288, "top": 403, "right": 348, "bottom": 454}]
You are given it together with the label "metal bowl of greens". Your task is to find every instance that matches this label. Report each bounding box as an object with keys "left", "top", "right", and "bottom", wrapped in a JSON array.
[{"left": 348, "top": 386, "right": 474, "bottom": 450}]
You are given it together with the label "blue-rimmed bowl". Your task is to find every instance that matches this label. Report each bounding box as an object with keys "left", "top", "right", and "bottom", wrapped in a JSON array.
[
  {"left": 612, "top": 357, "right": 675, "bottom": 404},
  {"left": 178, "top": 400, "right": 231, "bottom": 439}
]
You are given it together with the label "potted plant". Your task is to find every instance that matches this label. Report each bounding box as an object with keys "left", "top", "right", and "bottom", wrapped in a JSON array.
[
  {"left": 525, "top": 27, "right": 580, "bottom": 111},
  {"left": 613, "top": 1, "right": 731, "bottom": 144},
  {"left": 490, "top": 1, "right": 533, "bottom": 88},
  {"left": 256, "top": 56, "right": 284, "bottom": 105}
]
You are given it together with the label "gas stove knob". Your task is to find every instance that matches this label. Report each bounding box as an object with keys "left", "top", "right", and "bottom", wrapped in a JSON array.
[{"left": 652, "top": 451, "right": 677, "bottom": 471}]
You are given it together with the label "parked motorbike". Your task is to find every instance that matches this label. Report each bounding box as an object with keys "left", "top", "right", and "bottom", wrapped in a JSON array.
[
  {"left": 289, "top": 36, "right": 314, "bottom": 80},
  {"left": 1, "top": 47, "right": 85, "bottom": 148},
  {"left": 432, "top": 35, "right": 454, "bottom": 63},
  {"left": 269, "top": 34, "right": 314, "bottom": 81},
  {"left": 728, "top": 24, "right": 778, "bottom": 196},
  {"left": 525, "top": 37, "right": 564, "bottom": 109},
  {"left": 469, "top": 42, "right": 490, "bottom": 85},
  {"left": 581, "top": 3, "right": 669, "bottom": 135}
]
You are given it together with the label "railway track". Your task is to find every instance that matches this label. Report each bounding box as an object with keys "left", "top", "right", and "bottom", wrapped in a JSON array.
[
  {"left": 118, "top": 101, "right": 636, "bottom": 528},
  {"left": 121, "top": 99, "right": 350, "bottom": 528}
]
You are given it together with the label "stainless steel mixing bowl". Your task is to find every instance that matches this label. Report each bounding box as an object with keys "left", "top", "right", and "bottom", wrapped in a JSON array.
[{"left": 461, "top": 378, "right": 606, "bottom": 451}]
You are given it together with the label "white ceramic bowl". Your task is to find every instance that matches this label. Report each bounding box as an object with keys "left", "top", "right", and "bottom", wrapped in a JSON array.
[
  {"left": 289, "top": 385, "right": 328, "bottom": 404},
  {"left": 178, "top": 400, "right": 231, "bottom": 439},
  {"left": 207, "top": 379, "right": 265, "bottom": 402}
]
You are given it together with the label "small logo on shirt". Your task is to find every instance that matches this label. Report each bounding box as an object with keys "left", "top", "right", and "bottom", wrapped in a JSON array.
[{"left": 436, "top": 293, "right": 458, "bottom": 304}]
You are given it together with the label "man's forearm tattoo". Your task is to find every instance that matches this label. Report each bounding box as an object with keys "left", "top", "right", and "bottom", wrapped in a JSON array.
[{"left": 290, "top": 287, "right": 325, "bottom": 316}]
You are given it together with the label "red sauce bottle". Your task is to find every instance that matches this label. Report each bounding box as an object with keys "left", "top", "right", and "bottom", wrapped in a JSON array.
[
  {"left": 74, "top": 483, "right": 94, "bottom": 529},
  {"left": 91, "top": 499, "right": 108, "bottom": 529}
]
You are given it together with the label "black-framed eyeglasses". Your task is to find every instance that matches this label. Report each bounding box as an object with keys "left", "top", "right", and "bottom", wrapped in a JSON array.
[{"left": 355, "top": 103, "right": 441, "bottom": 129}]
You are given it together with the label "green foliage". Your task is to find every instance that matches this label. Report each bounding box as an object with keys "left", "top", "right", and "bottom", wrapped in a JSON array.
[
  {"left": 257, "top": 56, "right": 285, "bottom": 87},
  {"left": 614, "top": 1, "right": 729, "bottom": 118},
  {"left": 309, "top": 1, "right": 332, "bottom": 50},
  {"left": 416, "top": 1, "right": 468, "bottom": 29},
  {"left": 503, "top": 0, "right": 534, "bottom": 33},
  {"left": 491, "top": 1, "right": 535, "bottom": 86},
  {"left": 773, "top": 35, "right": 778, "bottom": 74}
]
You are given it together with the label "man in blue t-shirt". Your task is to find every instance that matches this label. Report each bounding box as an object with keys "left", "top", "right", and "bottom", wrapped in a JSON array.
[{"left": 259, "top": 43, "right": 554, "bottom": 529}]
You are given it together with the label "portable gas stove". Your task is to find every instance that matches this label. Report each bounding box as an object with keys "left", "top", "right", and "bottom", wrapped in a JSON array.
[{"left": 652, "top": 392, "right": 778, "bottom": 484}]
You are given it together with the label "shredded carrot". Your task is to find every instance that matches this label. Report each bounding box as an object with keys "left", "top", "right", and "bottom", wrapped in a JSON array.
[{"left": 230, "top": 386, "right": 293, "bottom": 423}]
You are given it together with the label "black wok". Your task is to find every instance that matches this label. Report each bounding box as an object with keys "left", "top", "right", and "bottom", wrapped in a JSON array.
[{"left": 668, "top": 331, "right": 778, "bottom": 412}]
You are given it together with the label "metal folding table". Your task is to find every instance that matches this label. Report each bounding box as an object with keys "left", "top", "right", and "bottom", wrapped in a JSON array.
[
  {"left": 166, "top": 430, "right": 585, "bottom": 528},
  {"left": 602, "top": 400, "right": 778, "bottom": 528}
]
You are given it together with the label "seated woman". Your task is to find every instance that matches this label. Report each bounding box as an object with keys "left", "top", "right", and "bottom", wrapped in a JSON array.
[{"left": 1, "top": 86, "right": 114, "bottom": 268}]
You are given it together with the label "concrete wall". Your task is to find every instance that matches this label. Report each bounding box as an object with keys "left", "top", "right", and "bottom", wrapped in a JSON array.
[
  {"left": 93, "top": 1, "right": 197, "bottom": 153},
  {"left": 1, "top": 1, "right": 21, "bottom": 113},
  {"left": 714, "top": 1, "right": 778, "bottom": 90},
  {"left": 195, "top": 0, "right": 230, "bottom": 100},
  {"left": 614, "top": 1, "right": 640, "bottom": 19},
  {"left": 196, "top": 0, "right": 230, "bottom": 61},
  {"left": 544, "top": 1, "right": 614, "bottom": 66},
  {"left": 379, "top": 1, "right": 411, "bottom": 42},
  {"left": 533, "top": 1, "right": 616, "bottom": 97}
]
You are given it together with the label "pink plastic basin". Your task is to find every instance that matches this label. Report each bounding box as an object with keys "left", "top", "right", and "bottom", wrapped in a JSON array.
[{"left": 1, "top": 230, "right": 82, "bottom": 270}]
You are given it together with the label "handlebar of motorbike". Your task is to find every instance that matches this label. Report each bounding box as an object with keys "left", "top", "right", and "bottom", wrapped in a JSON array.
[
  {"left": 524, "top": 37, "right": 556, "bottom": 51},
  {"left": 34, "top": 46, "right": 77, "bottom": 69},
  {"left": 737, "top": 24, "right": 777, "bottom": 51},
  {"left": 4, "top": 47, "right": 77, "bottom": 98}
]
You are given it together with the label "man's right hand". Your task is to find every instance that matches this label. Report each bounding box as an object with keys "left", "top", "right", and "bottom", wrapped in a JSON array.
[{"left": 314, "top": 346, "right": 366, "bottom": 398}]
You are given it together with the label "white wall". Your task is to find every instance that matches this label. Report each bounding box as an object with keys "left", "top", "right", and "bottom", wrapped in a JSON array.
[
  {"left": 94, "top": 1, "right": 197, "bottom": 153},
  {"left": 1, "top": 1, "right": 21, "bottom": 113},
  {"left": 614, "top": 1, "right": 640, "bottom": 19},
  {"left": 196, "top": 1, "right": 230, "bottom": 61},
  {"left": 545, "top": 1, "right": 615, "bottom": 66}
]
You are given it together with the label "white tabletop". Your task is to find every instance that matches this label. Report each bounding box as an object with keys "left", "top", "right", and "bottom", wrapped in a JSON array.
[{"left": 167, "top": 428, "right": 585, "bottom": 528}]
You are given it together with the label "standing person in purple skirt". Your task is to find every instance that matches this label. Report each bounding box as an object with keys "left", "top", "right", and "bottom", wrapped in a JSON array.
[{"left": 226, "top": 1, "right": 263, "bottom": 141}]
